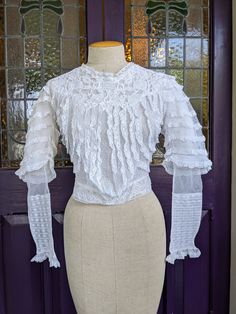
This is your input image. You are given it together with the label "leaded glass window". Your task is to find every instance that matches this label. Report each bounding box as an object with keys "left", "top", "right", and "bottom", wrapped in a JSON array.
[
  {"left": 125, "top": 0, "right": 210, "bottom": 165},
  {"left": 0, "top": 0, "right": 87, "bottom": 168}
]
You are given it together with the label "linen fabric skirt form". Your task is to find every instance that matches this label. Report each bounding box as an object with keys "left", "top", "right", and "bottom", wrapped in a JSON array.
[{"left": 63, "top": 190, "right": 166, "bottom": 314}]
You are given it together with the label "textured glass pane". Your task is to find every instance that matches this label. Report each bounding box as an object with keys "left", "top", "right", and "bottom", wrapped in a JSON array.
[
  {"left": 185, "top": 38, "right": 201, "bottom": 68},
  {"left": 149, "top": 11, "right": 166, "bottom": 37},
  {"left": 0, "top": 39, "right": 5, "bottom": 67},
  {"left": 0, "top": 8, "right": 3, "bottom": 37},
  {"left": 203, "top": 70, "right": 208, "bottom": 97},
  {"left": 190, "top": 98, "right": 202, "bottom": 123},
  {"left": 8, "top": 69, "right": 24, "bottom": 99},
  {"left": 168, "top": 38, "right": 183, "bottom": 68},
  {"left": 188, "top": 0, "right": 200, "bottom": 3},
  {"left": 202, "top": 127, "right": 208, "bottom": 150},
  {"left": 62, "top": 38, "right": 78, "bottom": 68},
  {"left": 26, "top": 99, "right": 36, "bottom": 119},
  {"left": 186, "top": 8, "right": 201, "bottom": 36},
  {"left": 132, "top": 6, "right": 148, "bottom": 36},
  {"left": 5, "top": 0, "right": 20, "bottom": 4},
  {"left": 80, "top": 37, "right": 87, "bottom": 64},
  {"left": 152, "top": 133, "right": 165, "bottom": 165},
  {"left": 63, "top": 0, "right": 79, "bottom": 4},
  {"left": 125, "top": 1, "right": 132, "bottom": 62},
  {"left": 62, "top": 6, "right": 79, "bottom": 37},
  {"left": 8, "top": 100, "right": 25, "bottom": 130},
  {"left": 1, "top": 0, "right": 86, "bottom": 168},
  {"left": 125, "top": 0, "right": 210, "bottom": 164},
  {"left": 24, "top": 10, "right": 40, "bottom": 35},
  {"left": 168, "top": 69, "right": 184, "bottom": 85},
  {"left": 1, "top": 131, "right": 8, "bottom": 161},
  {"left": 6, "top": 7, "right": 21, "bottom": 35},
  {"left": 168, "top": 10, "right": 185, "bottom": 36},
  {"left": 184, "top": 69, "right": 201, "bottom": 97},
  {"left": 43, "top": 9, "right": 61, "bottom": 36},
  {"left": 0, "top": 70, "right": 6, "bottom": 98},
  {"left": 203, "top": 8, "right": 208, "bottom": 37},
  {"left": 203, "top": 38, "right": 209, "bottom": 67},
  {"left": 8, "top": 130, "right": 26, "bottom": 160},
  {"left": 80, "top": 6, "right": 86, "bottom": 37},
  {"left": 56, "top": 142, "right": 69, "bottom": 159},
  {"left": 25, "top": 69, "right": 41, "bottom": 98},
  {"left": 1, "top": 99, "right": 7, "bottom": 129},
  {"left": 132, "top": 38, "right": 148, "bottom": 67},
  {"left": 132, "top": 0, "right": 146, "bottom": 4},
  {"left": 25, "top": 38, "right": 41, "bottom": 68},
  {"left": 44, "top": 37, "right": 60, "bottom": 67},
  {"left": 202, "top": 99, "right": 208, "bottom": 127},
  {"left": 44, "top": 68, "right": 61, "bottom": 81},
  {"left": 150, "top": 38, "right": 165, "bottom": 68},
  {"left": 7, "top": 39, "right": 24, "bottom": 67}
]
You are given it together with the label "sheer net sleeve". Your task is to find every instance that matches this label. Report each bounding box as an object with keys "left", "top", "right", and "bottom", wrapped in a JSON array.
[
  {"left": 15, "top": 82, "right": 61, "bottom": 268},
  {"left": 159, "top": 75, "right": 212, "bottom": 264}
]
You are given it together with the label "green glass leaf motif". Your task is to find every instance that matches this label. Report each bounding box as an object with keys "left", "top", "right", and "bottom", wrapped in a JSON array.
[
  {"left": 146, "top": 0, "right": 188, "bottom": 17},
  {"left": 19, "top": 0, "right": 63, "bottom": 16}
]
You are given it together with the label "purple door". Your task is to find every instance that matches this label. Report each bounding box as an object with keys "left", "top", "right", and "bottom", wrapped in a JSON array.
[
  {"left": 0, "top": 0, "right": 231, "bottom": 313},
  {"left": 86, "top": 1, "right": 232, "bottom": 312}
]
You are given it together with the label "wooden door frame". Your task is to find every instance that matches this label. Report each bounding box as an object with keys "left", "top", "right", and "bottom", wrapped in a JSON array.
[{"left": 210, "top": 0, "right": 232, "bottom": 312}]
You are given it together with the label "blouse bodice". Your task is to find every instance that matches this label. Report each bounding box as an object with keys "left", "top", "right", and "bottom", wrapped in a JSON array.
[{"left": 15, "top": 61, "right": 212, "bottom": 268}]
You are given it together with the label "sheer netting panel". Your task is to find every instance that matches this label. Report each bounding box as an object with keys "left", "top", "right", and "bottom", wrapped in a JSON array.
[
  {"left": 158, "top": 75, "right": 212, "bottom": 264},
  {"left": 173, "top": 167, "right": 203, "bottom": 194},
  {"left": 26, "top": 158, "right": 60, "bottom": 268}
]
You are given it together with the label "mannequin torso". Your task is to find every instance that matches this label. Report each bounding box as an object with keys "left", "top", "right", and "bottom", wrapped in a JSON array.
[{"left": 63, "top": 41, "right": 166, "bottom": 314}]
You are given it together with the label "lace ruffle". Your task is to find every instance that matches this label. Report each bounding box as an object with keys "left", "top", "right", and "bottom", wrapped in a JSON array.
[
  {"left": 165, "top": 247, "right": 201, "bottom": 264},
  {"left": 158, "top": 74, "right": 212, "bottom": 175},
  {"left": 15, "top": 82, "right": 60, "bottom": 184},
  {"left": 55, "top": 68, "right": 161, "bottom": 197},
  {"left": 31, "top": 251, "right": 60, "bottom": 268}
]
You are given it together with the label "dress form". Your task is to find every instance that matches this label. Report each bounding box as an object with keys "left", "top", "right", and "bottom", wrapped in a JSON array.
[{"left": 63, "top": 41, "right": 166, "bottom": 314}]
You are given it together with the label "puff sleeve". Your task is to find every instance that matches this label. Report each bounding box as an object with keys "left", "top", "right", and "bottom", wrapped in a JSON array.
[
  {"left": 15, "top": 82, "right": 61, "bottom": 268},
  {"left": 159, "top": 75, "right": 212, "bottom": 264}
]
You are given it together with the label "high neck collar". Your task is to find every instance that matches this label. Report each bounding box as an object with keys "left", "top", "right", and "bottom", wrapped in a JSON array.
[{"left": 80, "top": 61, "right": 135, "bottom": 78}]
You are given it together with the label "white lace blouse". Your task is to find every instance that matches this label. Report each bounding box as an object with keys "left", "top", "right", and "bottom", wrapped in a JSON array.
[{"left": 15, "top": 61, "right": 212, "bottom": 268}]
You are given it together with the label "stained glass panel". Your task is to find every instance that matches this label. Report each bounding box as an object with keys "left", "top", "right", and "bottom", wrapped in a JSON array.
[
  {"left": 0, "top": 0, "right": 87, "bottom": 168},
  {"left": 125, "top": 0, "right": 210, "bottom": 165}
]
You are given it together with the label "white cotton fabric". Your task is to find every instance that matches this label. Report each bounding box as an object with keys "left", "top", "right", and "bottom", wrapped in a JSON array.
[{"left": 15, "top": 61, "right": 212, "bottom": 267}]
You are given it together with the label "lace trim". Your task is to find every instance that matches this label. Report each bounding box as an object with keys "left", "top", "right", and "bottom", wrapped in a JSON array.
[
  {"left": 28, "top": 193, "right": 60, "bottom": 268},
  {"left": 72, "top": 175, "right": 152, "bottom": 205},
  {"left": 64, "top": 87, "right": 157, "bottom": 196},
  {"left": 15, "top": 88, "right": 59, "bottom": 184},
  {"left": 31, "top": 251, "right": 60, "bottom": 268},
  {"left": 155, "top": 73, "right": 213, "bottom": 176},
  {"left": 80, "top": 61, "right": 134, "bottom": 78},
  {"left": 165, "top": 192, "right": 202, "bottom": 265},
  {"left": 162, "top": 157, "right": 212, "bottom": 175},
  {"left": 166, "top": 247, "right": 201, "bottom": 264}
]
